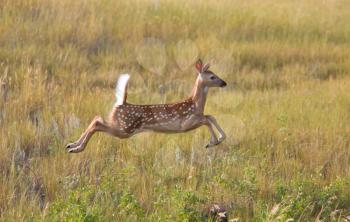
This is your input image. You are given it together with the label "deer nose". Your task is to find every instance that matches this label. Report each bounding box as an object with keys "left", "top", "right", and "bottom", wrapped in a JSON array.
[{"left": 220, "top": 81, "right": 227, "bottom": 87}]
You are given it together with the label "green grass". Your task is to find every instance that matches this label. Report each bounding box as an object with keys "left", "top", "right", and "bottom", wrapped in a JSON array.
[{"left": 1, "top": 0, "right": 350, "bottom": 221}]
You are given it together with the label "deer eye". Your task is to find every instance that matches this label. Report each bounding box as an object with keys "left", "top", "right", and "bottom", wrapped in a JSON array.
[{"left": 210, "top": 75, "right": 215, "bottom": 80}]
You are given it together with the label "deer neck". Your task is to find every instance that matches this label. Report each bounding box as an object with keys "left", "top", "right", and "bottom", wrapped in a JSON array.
[{"left": 190, "top": 75, "right": 208, "bottom": 114}]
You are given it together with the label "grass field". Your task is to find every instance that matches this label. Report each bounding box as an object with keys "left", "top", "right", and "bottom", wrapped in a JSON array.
[{"left": 1, "top": 0, "right": 350, "bottom": 221}]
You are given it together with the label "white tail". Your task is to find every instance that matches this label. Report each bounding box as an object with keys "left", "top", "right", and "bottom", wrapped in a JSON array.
[{"left": 115, "top": 74, "right": 130, "bottom": 105}]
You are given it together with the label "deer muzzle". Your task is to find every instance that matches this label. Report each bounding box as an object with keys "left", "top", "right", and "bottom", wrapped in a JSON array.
[{"left": 220, "top": 81, "right": 227, "bottom": 87}]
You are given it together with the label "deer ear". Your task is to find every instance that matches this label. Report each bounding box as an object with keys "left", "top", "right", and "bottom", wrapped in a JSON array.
[
  {"left": 202, "top": 63, "right": 210, "bottom": 72},
  {"left": 195, "top": 59, "right": 203, "bottom": 72}
]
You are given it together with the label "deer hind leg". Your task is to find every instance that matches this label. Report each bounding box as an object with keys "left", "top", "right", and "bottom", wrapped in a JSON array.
[
  {"left": 206, "top": 115, "right": 226, "bottom": 144},
  {"left": 66, "top": 116, "right": 112, "bottom": 153},
  {"left": 65, "top": 125, "right": 93, "bottom": 149},
  {"left": 65, "top": 116, "right": 102, "bottom": 149}
]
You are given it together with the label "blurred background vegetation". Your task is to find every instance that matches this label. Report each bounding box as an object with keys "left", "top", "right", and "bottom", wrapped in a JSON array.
[{"left": 1, "top": 0, "right": 350, "bottom": 221}]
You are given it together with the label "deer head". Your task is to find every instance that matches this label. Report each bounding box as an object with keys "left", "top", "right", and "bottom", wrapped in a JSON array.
[{"left": 195, "top": 59, "right": 227, "bottom": 88}]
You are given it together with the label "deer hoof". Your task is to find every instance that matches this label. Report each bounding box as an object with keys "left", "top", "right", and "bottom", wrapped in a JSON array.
[
  {"left": 205, "top": 140, "right": 222, "bottom": 148},
  {"left": 66, "top": 142, "right": 78, "bottom": 149},
  {"left": 205, "top": 142, "right": 218, "bottom": 148},
  {"left": 67, "top": 146, "right": 84, "bottom": 153}
]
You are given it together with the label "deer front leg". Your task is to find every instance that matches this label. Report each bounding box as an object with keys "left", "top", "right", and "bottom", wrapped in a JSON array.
[
  {"left": 195, "top": 116, "right": 221, "bottom": 148},
  {"left": 66, "top": 116, "right": 112, "bottom": 153},
  {"left": 182, "top": 115, "right": 219, "bottom": 148},
  {"left": 204, "top": 121, "right": 220, "bottom": 148},
  {"left": 206, "top": 115, "right": 226, "bottom": 144}
]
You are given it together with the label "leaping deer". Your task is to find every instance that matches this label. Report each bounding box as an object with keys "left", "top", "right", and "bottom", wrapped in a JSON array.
[{"left": 66, "top": 59, "right": 227, "bottom": 153}]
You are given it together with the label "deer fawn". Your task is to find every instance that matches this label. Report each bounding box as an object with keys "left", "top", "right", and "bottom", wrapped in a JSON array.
[{"left": 66, "top": 59, "right": 227, "bottom": 153}]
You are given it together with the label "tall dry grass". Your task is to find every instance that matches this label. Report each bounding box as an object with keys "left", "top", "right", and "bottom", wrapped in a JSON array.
[{"left": 1, "top": 0, "right": 350, "bottom": 221}]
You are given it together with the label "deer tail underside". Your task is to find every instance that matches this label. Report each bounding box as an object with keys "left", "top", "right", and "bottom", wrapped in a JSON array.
[{"left": 115, "top": 74, "right": 130, "bottom": 106}]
